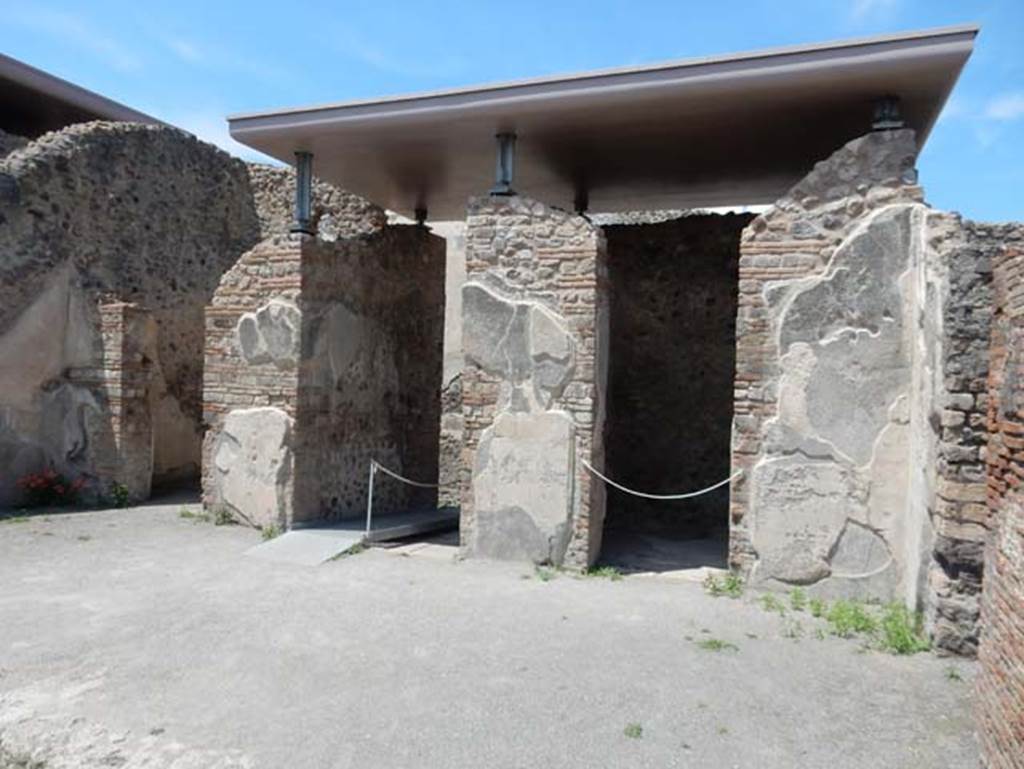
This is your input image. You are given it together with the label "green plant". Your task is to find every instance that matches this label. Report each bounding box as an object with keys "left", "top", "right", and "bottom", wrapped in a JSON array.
[
  {"left": 1, "top": 515, "right": 30, "bottom": 524},
  {"left": 535, "top": 565, "right": 557, "bottom": 582},
  {"left": 261, "top": 524, "right": 281, "bottom": 541},
  {"left": 179, "top": 507, "right": 210, "bottom": 523},
  {"left": 586, "top": 565, "right": 623, "bottom": 581},
  {"left": 788, "top": 587, "right": 807, "bottom": 612},
  {"left": 809, "top": 598, "right": 828, "bottom": 618},
  {"left": 15, "top": 469, "right": 86, "bottom": 508},
  {"left": 759, "top": 593, "right": 787, "bottom": 615},
  {"left": 826, "top": 600, "right": 877, "bottom": 638},
  {"left": 782, "top": 619, "right": 804, "bottom": 639},
  {"left": 623, "top": 723, "right": 643, "bottom": 739},
  {"left": 696, "top": 638, "right": 739, "bottom": 653},
  {"left": 213, "top": 507, "right": 234, "bottom": 526},
  {"left": 945, "top": 666, "right": 963, "bottom": 682},
  {"left": 329, "top": 542, "right": 367, "bottom": 561},
  {"left": 876, "top": 603, "right": 930, "bottom": 655},
  {"left": 703, "top": 572, "right": 744, "bottom": 598},
  {"left": 109, "top": 482, "right": 131, "bottom": 508}
]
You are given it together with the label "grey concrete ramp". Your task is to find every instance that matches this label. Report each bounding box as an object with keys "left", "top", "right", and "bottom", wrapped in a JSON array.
[
  {"left": 245, "top": 528, "right": 364, "bottom": 566},
  {"left": 245, "top": 509, "right": 459, "bottom": 566}
]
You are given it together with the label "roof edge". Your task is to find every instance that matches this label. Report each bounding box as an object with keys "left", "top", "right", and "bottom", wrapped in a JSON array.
[
  {"left": 228, "top": 24, "right": 978, "bottom": 125},
  {"left": 0, "top": 52, "right": 161, "bottom": 126}
]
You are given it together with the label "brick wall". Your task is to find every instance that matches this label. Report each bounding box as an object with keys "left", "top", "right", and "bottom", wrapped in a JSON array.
[
  {"left": 730, "top": 129, "right": 926, "bottom": 594},
  {"left": 66, "top": 301, "right": 155, "bottom": 501},
  {"left": 978, "top": 241, "right": 1024, "bottom": 767},
  {"left": 202, "top": 228, "right": 445, "bottom": 529},
  {"left": 602, "top": 214, "right": 751, "bottom": 539},
  {"left": 461, "top": 195, "right": 608, "bottom": 567}
]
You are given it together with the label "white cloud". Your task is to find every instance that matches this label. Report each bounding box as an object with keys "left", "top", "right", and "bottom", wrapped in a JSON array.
[
  {"left": 160, "top": 36, "right": 291, "bottom": 87},
  {"left": 330, "top": 27, "right": 466, "bottom": 80},
  {"left": 849, "top": 0, "right": 899, "bottom": 22},
  {"left": 159, "top": 110, "right": 280, "bottom": 165},
  {"left": 8, "top": 7, "right": 142, "bottom": 73},
  {"left": 166, "top": 38, "right": 204, "bottom": 64},
  {"left": 985, "top": 92, "right": 1024, "bottom": 122}
]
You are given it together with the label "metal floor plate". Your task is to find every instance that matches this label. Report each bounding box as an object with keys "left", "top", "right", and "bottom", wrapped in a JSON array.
[{"left": 245, "top": 509, "right": 459, "bottom": 566}]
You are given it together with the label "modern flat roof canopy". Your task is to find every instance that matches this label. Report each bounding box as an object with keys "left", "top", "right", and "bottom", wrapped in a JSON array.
[
  {"left": 0, "top": 53, "right": 160, "bottom": 138},
  {"left": 229, "top": 25, "right": 976, "bottom": 219}
]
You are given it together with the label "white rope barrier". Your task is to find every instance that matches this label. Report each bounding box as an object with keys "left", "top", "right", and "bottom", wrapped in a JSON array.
[
  {"left": 371, "top": 459, "right": 440, "bottom": 489},
  {"left": 365, "top": 459, "right": 440, "bottom": 535},
  {"left": 579, "top": 457, "right": 742, "bottom": 501}
]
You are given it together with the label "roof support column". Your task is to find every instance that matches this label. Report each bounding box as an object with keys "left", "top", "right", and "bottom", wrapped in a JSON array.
[
  {"left": 872, "top": 96, "right": 904, "bottom": 131},
  {"left": 291, "top": 151, "right": 314, "bottom": 234},
  {"left": 489, "top": 132, "right": 516, "bottom": 196}
]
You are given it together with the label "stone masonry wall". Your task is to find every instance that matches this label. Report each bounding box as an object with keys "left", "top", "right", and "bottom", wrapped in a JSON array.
[
  {"left": 0, "top": 121, "right": 381, "bottom": 506},
  {"left": 203, "top": 228, "right": 445, "bottom": 529},
  {"left": 602, "top": 214, "right": 751, "bottom": 540},
  {"left": 0, "top": 122, "right": 258, "bottom": 503},
  {"left": 732, "top": 127, "right": 1023, "bottom": 656},
  {"left": 295, "top": 228, "right": 446, "bottom": 521},
  {"left": 978, "top": 241, "right": 1024, "bottom": 767},
  {"left": 731, "top": 129, "right": 933, "bottom": 601},
  {"left": 923, "top": 219, "right": 1024, "bottom": 654},
  {"left": 461, "top": 195, "right": 608, "bottom": 567}
]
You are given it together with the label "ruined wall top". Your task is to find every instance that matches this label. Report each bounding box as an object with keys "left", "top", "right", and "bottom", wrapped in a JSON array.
[
  {"left": 744, "top": 128, "right": 923, "bottom": 246},
  {"left": 0, "top": 128, "right": 28, "bottom": 158},
  {"left": 246, "top": 164, "right": 386, "bottom": 241}
]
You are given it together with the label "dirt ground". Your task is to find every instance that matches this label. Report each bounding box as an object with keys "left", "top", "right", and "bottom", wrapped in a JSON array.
[{"left": 0, "top": 495, "right": 979, "bottom": 768}]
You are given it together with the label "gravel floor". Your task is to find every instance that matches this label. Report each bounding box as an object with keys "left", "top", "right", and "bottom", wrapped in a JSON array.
[{"left": 0, "top": 495, "right": 979, "bottom": 768}]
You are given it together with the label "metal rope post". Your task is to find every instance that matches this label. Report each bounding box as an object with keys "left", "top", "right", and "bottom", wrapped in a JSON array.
[{"left": 365, "top": 460, "right": 377, "bottom": 535}]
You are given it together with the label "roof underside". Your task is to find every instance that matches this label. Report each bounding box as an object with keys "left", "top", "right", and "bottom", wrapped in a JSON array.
[
  {"left": 229, "top": 25, "right": 976, "bottom": 219},
  {"left": 0, "top": 53, "right": 159, "bottom": 139}
]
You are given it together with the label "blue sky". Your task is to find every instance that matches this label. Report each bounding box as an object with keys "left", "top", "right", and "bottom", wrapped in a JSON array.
[{"left": 2, "top": 1, "right": 1022, "bottom": 221}]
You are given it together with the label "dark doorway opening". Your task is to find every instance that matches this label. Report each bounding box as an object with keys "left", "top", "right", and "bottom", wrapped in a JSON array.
[{"left": 599, "top": 212, "right": 752, "bottom": 572}]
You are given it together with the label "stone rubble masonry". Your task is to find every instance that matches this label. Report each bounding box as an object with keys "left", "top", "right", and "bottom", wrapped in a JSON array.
[
  {"left": 602, "top": 213, "right": 752, "bottom": 539},
  {"left": 460, "top": 195, "right": 608, "bottom": 568},
  {"left": 202, "top": 227, "right": 445, "bottom": 529},
  {"left": 924, "top": 218, "right": 1024, "bottom": 654},
  {"left": 246, "top": 164, "right": 385, "bottom": 241},
  {"left": 0, "top": 128, "right": 28, "bottom": 158},
  {"left": 0, "top": 120, "right": 384, "bottom": 507},
  {"left": 731, "top": 126, "right": 1023, "bottom": 656},
  {"left": 731, "top": 129, "right": 936, "bottom": 604},
  {"left": 978, "top": 241, "right": 1024, "bottom": 768}
]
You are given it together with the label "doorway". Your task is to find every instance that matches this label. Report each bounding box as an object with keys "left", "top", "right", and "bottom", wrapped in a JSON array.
[{"left": 598, "top": 212, "right": 751, "bottom": 571}]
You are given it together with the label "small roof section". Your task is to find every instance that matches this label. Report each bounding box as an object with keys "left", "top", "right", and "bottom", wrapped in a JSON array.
[
  {"left": 229, "top": 25, "right": 977, "bottom": 219},
  {"left": 0, "top": 53, "right": 160, "bottom": 138}
]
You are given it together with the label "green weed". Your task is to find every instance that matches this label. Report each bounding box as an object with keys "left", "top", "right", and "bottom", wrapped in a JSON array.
[
  {"left": 703, "top": 572, "right": 744, "bottom": 598},
  {"left": 696, "top": 638, "right": 739, "bottom": 653},
  {"left": 876, "top": 603, "right": 930, "bottom": 655},
  {"left": 788, "top": 587, "right": 807, "bottom": 612},
  {"left": 945, "top": 666, "right": 963, "bottom": 682},
  {"left": 826, "top": 600, "right": 878, "bottom": 638},
  {"left": 212, "top": 507, "right": 234, "bottom": 526},
  {"left": 535, "top": 565, "right": 557, "bottom": 582},
  {"left": 759, "top": 593, "right": 787, "bottom": 616},
  {"left": 261, "top": 524, "right": 281, "bottom": 541},
  {"left": 329, "top": 542, "right": 367, "bottom": 561},
  {"left": 1, "top": 515, "right": 30, "bottom": 524},
  {"left": 586, "top": 565, "right": 623, "bottom": 581},
  {"left": 109, "top": 482, "right": 131, "bottom": 508},
  {"left": 624, "top": 723, "right": 643, "bottom": 739},
  {"left": 809, "top": 598, "right": 828, "bottom": 618}
]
